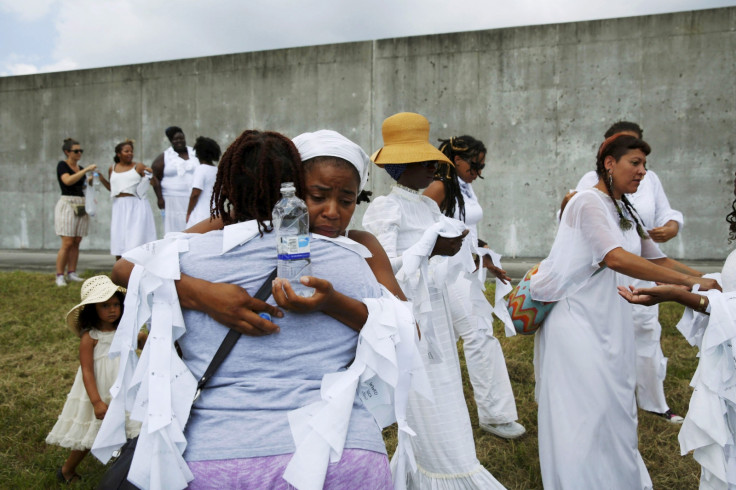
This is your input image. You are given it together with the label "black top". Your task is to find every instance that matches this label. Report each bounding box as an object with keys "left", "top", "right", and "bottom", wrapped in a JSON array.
[{"left": 57, "top": 161, "right": 85, "bottom": 196}]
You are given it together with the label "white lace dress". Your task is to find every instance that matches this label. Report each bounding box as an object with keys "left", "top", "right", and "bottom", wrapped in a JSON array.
[{"left": 46, "top": 329, "right": 140, "bottom": 450}]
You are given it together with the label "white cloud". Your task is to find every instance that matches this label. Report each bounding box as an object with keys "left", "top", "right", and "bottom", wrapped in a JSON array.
[
  {"left": 0, "top": 0, "right": 57, "bottom": 21},
  {"left": 2, "top": 0, "right": 735, "bottom": 76}
]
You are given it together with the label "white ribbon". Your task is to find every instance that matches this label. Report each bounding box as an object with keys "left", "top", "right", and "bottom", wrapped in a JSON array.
[{"left": 92, "top": 236, "right": 198, "bottom": 490}]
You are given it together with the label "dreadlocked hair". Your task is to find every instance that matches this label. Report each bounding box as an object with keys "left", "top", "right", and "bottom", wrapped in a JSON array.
[
  {"left": 435, "top": 135, "right": 487, "bottom": 220},
  {"left": 211, "top": 130, "right": 304, "bottom": 235},
  {"left": 596, "top": 133, "right": 651, "bottom": 238},
  {"left": 727, "top": 196, "right": 736, "bottom": 243}
]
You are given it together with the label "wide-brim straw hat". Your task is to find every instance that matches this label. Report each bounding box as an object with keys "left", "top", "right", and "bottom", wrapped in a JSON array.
[
  {"left": 370, "top": 112, "right": 452, "bottom": 166},
  {"left": 65, "top": 275, "right": 126, "bottom": 337}
]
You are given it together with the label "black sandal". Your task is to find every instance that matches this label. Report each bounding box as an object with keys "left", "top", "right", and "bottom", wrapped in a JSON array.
[{"left": 56, "top": 467, "right": 81, "bottom": 484}]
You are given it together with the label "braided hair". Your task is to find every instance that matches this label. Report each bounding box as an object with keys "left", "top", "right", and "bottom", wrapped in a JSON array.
[
  {"left": 435, "top": 135, "right": 487, "bottom": 220},
  {"left": 595, "top": 133, "right": 650, "bottom": 238},
  {"left": 727, "top": 195, "right": 736, "bottom": 243},
  {"left": 211, "top": 130, "right": 304, "bottom": 234},
  {"left": 113, "top": 139, "right": 134, "bottom": 163}
]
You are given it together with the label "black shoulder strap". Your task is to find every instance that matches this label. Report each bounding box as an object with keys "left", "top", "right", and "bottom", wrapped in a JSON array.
[{"left": 194, "top": 268, "right": 278, "bottom": 398}]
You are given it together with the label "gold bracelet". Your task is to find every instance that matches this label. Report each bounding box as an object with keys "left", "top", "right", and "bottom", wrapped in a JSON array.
[{"left": 698, "top": 295, "right": 707, "bottom": 313}]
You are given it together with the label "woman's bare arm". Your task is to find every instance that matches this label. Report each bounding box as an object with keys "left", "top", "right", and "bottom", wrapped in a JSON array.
[
  {"left": 111, "top": 257, "right": 283, "bottom": 336},
  {"left": 348, "top": 230, "right": 407, "bottom": 300},
  {"left": 604, "top": 247, "right": 719, "bottom": 291}
]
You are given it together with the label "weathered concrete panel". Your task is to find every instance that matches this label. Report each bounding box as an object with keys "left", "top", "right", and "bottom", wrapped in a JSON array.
[{"left": 1, "top": 7, "right": 734, "bottom": 260}]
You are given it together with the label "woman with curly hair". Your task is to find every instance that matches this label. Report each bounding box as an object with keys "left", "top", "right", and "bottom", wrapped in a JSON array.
[{"left": 103, "top": 139, "right": 157, "bottom": 259}]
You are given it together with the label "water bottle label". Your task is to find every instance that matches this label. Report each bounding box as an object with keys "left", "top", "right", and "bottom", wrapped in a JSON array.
[{"left": 278, "top": 235, "right": 310, "bottom": 260}]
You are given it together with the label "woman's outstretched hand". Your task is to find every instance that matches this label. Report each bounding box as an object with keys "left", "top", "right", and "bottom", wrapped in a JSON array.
[
  {"left": 481, "top": 254, "right": 511, "bottom": 284},
  {"left": 692, "top": 276, "right": 722, "bottom": 292},
  {"left": 272, "top": 276, "right": 334, "bottom": 314},
  {"left": 617, "top": 285, "right": 675, "bottom": 306}
]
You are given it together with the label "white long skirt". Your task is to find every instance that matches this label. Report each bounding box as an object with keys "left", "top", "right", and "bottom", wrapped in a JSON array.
[
  {"left": 534, "top": 268, "right": 652, "bottom": 489},
  {"left": 163, "top": 194, "right": 189, "bottom": 234},
  {"left": 110, "top": 197, "right": 157, "bottom": 256},
  {"left": 393, "top": 285, "right": 506, "bottom": 489}
]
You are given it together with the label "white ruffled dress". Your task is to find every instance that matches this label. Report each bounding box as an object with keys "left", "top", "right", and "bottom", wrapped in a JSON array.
[
  {"left": 676, "top": 249, "right": 736, "bottom": 489},
  {"left": 46, "top": 330, "right": 140, "bottom": 450},
  {"left": 363, "top": 186, "right": 506, "bottom": 489}
]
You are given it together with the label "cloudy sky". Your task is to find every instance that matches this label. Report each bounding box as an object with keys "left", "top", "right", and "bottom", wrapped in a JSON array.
[{"left": 1, "top": 0, "right": 734, "bottom": 77}]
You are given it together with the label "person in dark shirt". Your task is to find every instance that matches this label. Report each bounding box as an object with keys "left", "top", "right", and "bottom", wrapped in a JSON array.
[{"left": 54, "top": 138, "right": 97, "bottom": 286}]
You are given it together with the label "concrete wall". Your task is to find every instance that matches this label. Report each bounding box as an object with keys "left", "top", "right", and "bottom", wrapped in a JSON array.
[{"left": 1, "top": 7, "right": 734, "bottom": 259}]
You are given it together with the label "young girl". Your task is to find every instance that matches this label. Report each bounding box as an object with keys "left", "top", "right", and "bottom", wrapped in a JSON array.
[{"left": 46, "top": 275, "right": 141, "bottom": 484}]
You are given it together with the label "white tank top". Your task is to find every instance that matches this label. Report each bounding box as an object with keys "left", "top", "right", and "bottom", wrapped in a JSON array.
[{"left": 110, "top": 165, "right": 142, "bottom": 197}]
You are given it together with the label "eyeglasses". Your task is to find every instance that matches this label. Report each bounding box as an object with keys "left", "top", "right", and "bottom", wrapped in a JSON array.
[
  {"left": 71, "top": 149, "right": 84, "bottom": 154},
  {"left": 460, "top": 157, "right": 485, "bottom": 171}
]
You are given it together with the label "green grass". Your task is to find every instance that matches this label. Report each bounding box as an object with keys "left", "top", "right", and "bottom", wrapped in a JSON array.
[{"left": 0, "top": 272, "right": 700, "bottom": 488}]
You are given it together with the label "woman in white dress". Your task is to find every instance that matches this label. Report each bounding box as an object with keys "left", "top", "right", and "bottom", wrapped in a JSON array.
[
  {"left": 151, "top": 126, "right": 200, "bottom": 233},
  {"left": 424, "top": 135, "right": 525, "bottom": 440},
  {"left": 568, "top": 121, "right": 694, "bottom": 423},
  {"left": 531, "top": 133, "right": 719, "bottom": 489},
  {"left": 103, "top": 140, "right": 158, "bottom": 259},
  {"left": 363, "top": 112, "right": 506, "bottom": 489}
]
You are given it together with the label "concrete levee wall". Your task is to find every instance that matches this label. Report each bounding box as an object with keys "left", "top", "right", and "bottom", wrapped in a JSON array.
[{"left": 1, "top": 7, "right": 734, "bottom": 259}]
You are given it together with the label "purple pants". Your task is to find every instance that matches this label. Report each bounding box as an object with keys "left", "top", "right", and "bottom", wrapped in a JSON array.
[{"left": 187, "top": 448, "right": 392, "bottom": 489}]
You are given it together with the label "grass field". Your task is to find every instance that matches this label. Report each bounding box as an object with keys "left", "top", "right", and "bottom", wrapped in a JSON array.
[{"left": 0, "top": 271, "right": 701, "bottom": 488}]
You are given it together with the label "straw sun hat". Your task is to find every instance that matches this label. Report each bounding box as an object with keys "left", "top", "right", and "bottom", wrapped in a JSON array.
[
  {"left": 370, "top": 112, "right": 452, "bottom": 166},
  {"left": 65, "top": 275, "right": 126, "bottom": 336}
]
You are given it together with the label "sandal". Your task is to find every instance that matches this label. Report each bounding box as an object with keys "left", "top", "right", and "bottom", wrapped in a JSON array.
[{"left": 56, "top": 467, "right": 82, "bottom": 484}]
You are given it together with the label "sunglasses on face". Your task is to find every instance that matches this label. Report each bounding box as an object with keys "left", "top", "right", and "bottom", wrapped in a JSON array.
[
  {"left": 460, "top": 157, "right": 485, "bottom": 171},
  {"left": 71, "top": 149, "right": 84, "bottom": 154}
]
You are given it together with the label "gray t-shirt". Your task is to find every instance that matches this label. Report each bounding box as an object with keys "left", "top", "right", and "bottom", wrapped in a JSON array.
[{"left": 178, "top": 229, "right": 386, "bottom": 461}]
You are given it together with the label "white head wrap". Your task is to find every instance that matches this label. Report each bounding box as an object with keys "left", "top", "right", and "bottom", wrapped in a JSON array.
[{"left": 292, "top": 130, "right": 370, "bottom": 192}]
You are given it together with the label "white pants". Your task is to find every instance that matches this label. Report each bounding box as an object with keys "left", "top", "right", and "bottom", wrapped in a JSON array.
[
  {"left": 447, "top": 274, "right": 518, "bottom": 425},
  {"left": 632, "top": 300, "right": 669, "bottom": 413}
]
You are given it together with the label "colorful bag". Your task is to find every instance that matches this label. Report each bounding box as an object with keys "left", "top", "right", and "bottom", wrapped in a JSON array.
[{"left": 506, "top": 263, "right": 555, "bottom": 335}]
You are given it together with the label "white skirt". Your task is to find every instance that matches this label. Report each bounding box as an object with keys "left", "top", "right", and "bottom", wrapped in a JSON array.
[
  {"left": 163, "top": 194, "right": 189, "bottom": 234},
  {"left": 110, "top": 196, "right": 157, "bottom": 256}
]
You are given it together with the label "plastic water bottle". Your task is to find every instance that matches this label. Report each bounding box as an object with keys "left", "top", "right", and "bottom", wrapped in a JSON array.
[{"left": 273, "top": 182, "right": 314, "bottom": 297}]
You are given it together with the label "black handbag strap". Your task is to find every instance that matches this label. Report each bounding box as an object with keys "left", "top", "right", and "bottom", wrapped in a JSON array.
[{"left": 194, "top": 268, "right": 277, "bottom": 399}]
